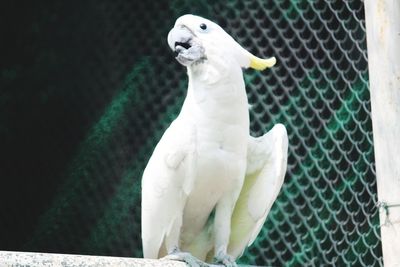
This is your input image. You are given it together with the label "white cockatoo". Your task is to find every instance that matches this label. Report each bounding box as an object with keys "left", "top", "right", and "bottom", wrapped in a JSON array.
[{"left": 141, "top": 14, "right": 288, "bottom": 267}]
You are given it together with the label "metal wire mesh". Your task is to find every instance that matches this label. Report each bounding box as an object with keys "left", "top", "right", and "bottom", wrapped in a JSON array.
[{"left": 1, "top": 0, "right": 382, "bottom": 266}]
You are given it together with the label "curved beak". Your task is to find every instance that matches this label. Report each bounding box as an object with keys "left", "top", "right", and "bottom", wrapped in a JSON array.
[
  {"left": 167, "top": 26, "right": 205, "bottom": 66},
  {"left": 167, "top": 26, "right": 193, "bottom": 53}
]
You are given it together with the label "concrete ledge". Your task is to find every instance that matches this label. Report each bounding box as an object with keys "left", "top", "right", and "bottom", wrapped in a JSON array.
[
  {"left": 0, "top": 251, "right": 259, "bottom": 267},
  {"left": 0, "top": 251, "right": 187, "bottom": 267}
]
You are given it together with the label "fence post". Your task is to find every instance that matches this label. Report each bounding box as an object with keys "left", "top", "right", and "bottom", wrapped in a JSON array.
[{"left": 364, "top": 1, "right": 400, "bottom": 266}]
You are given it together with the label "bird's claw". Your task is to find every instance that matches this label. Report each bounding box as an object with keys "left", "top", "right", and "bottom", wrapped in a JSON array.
[
  {"left": 213, "top": 252, "right": 237, "bottom": 267},
  {"left": 162, "top": 251, "right": 209, "bottom": 267}
]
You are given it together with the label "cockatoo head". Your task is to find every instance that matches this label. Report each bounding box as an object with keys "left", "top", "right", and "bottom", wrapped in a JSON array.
[{"left": 167, "top": 14, "right": 276, "bottom": 70}]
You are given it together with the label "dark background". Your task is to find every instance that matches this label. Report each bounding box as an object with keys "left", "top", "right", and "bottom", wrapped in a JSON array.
[
  {"left": 0, "top": 0, "right": 182, "bottom": 254},
  {"left": 0, "top": 0, "right": 382, "bottom": 266}
]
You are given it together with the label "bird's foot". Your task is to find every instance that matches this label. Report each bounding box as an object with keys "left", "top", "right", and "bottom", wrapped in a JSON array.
[
  {"left": 213, "top": 251, "right": 237, "bottom": 267},
  {"left": 162, "top": 250, "right": 209, "bottom": 267}
]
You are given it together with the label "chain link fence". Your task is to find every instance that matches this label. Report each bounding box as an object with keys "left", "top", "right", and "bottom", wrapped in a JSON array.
[{"left": 0, "top": 0, "right": 382, "bottom": 266}]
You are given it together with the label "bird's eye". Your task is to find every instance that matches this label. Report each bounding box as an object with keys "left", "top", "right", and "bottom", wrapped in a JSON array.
[{"left": 199, "top": 23, "right": 207, "bottom": 30}]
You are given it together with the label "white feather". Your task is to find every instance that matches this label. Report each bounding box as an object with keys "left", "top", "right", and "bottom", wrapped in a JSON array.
[{"left": 228, "top": 124, "right": 288, "bottom": 258}]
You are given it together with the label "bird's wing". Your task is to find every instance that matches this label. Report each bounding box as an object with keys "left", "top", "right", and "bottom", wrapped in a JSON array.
[
  {"left": 228, "top": 124, "right": 288, "bottom": 259},
  {"left": 141, "top": 118, "right": 197, "bottom": 259}
]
